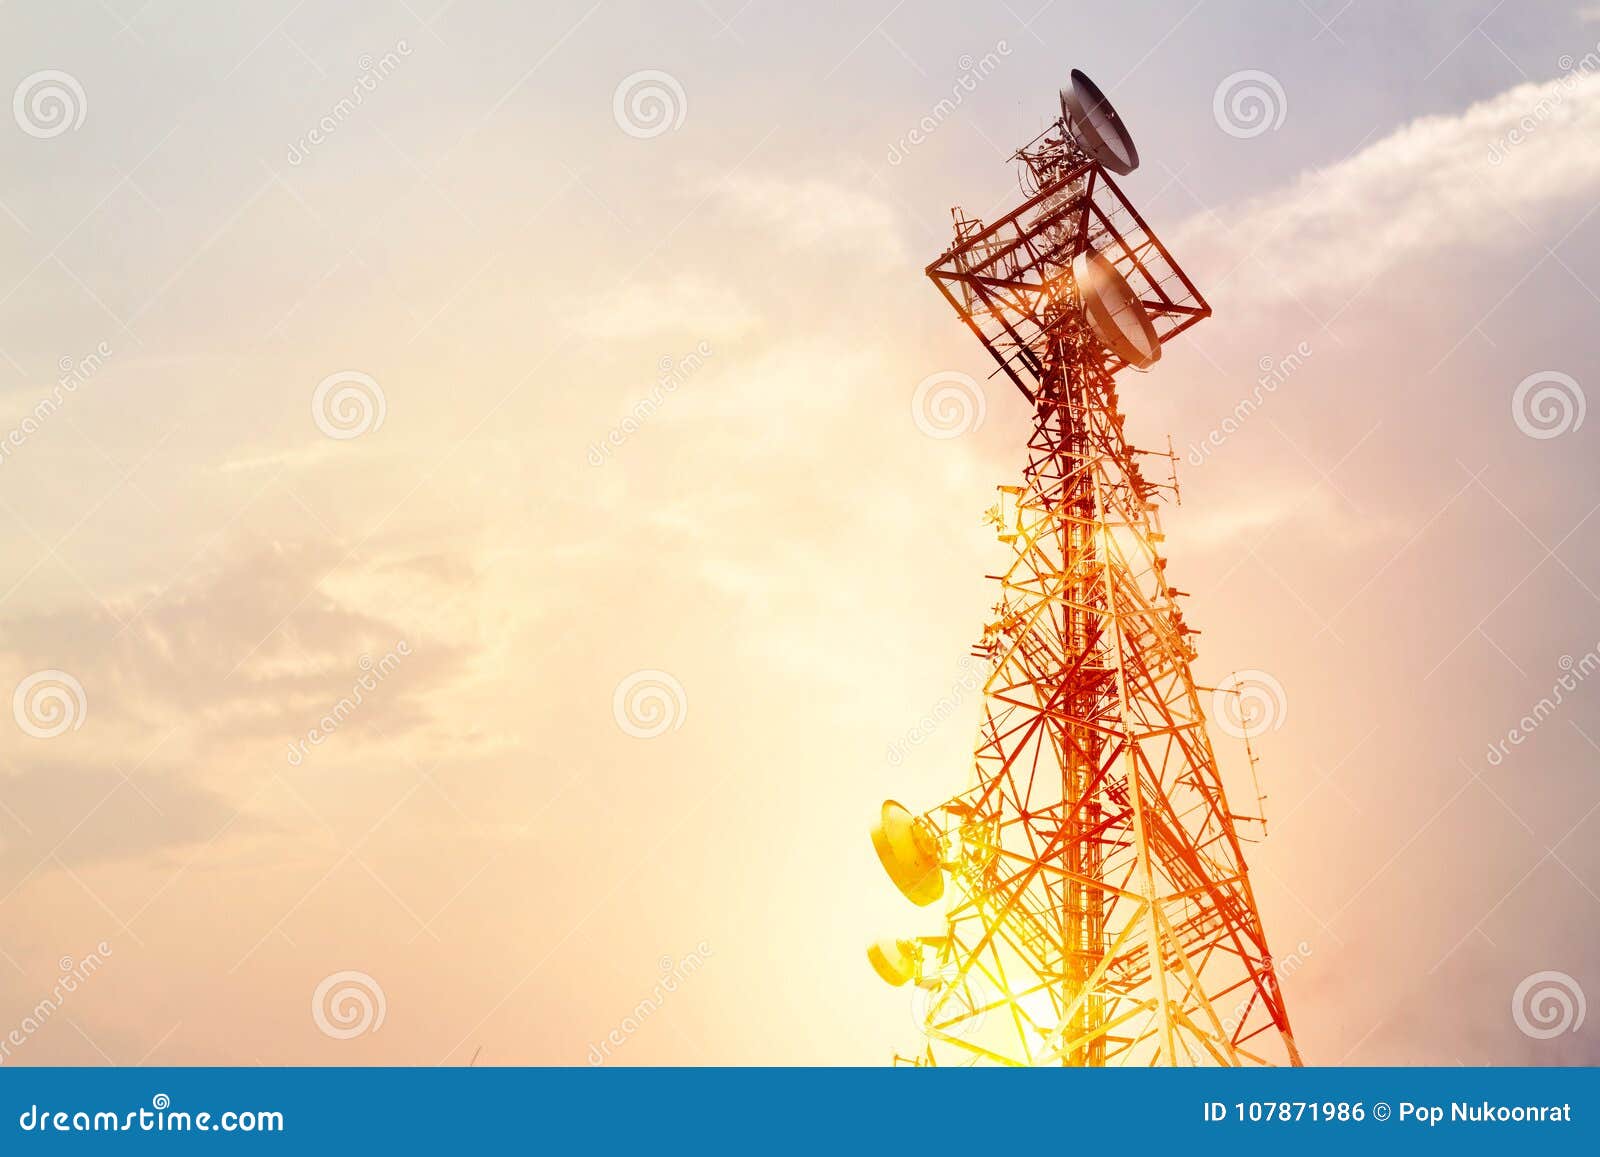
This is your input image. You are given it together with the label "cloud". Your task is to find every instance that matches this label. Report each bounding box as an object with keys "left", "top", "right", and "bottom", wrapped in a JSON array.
[
  {"left": 0, "top": 540, "right": 475, "bottom": 769},
  {"left": 567, "top": 172, "right": 907, "bottom": 343},
  {"left": 702, "top": 170, "right": 908, "bottom": 268},
  {"left": 1173, "top": 484, "right": 1398, "bottom": 554},
  {"left": 1180, "top": 69, "right": 1600, "bottom": 309},
  {"left": 566, "top": 274, "right": 758, "bottom": 342},
  {"left": 217, "top": 443, "right": 340, "bottom": 475},
  {"left": 0, "top": 761, "right": 242, "bottom": 875}
]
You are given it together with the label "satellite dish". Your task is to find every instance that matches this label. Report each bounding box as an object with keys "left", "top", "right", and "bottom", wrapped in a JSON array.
[
  {"left": 1060, "top": 69, "right": 1140, "bottom": 175},
  {"left": 1073, "top": 248, "right": 1161, "bottom": 368},
  {"left": 867, "top": 938, "right": 919, "bottom": 987},
  {"left": 871, "top": 800, "right": 944, "bottom": 906}
]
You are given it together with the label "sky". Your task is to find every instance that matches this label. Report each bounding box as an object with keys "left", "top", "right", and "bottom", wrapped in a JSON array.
[{"left": 0, "top": 0, "right": 1598, "bottom": 1066}]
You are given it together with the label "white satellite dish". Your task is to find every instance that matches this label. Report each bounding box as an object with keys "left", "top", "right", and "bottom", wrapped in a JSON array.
[
  {"left": 1060, "top": 69, "right": 1140, "bottom": 175},
  {"left": 1073, "top": 248, "right": 1161, "bottom": 368}
]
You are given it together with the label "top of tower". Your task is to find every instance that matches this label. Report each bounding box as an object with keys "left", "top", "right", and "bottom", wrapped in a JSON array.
[
  {"left": 1060, "top": 69, "right": 1140, "bottom": 176},
  {"left": 926, "top": 69, "right": 1210, "bottom": 398}
]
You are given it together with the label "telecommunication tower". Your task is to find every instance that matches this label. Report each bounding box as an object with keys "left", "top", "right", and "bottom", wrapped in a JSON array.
[{"left": 868, "top": 71, "right": 1303, "bottom": 1067}]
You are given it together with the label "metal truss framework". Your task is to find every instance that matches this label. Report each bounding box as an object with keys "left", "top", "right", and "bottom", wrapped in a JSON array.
[{"left": 899, "top": 130, "right": 1302, "bottom": 1068}]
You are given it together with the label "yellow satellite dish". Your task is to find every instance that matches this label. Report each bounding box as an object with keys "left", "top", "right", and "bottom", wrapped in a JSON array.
[
  {"left": 866, "top": 938, "right": 919, "bottom": 987},
  {"left": 870, "top": 800, "right": 944, "bottom": 906}
]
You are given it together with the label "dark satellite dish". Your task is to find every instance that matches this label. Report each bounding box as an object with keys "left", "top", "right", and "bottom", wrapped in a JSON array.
[
  {"left": 1073, "top": 248, "right": 1161, "bottom": 368},
  {"left": 1060, "top": 69, "right": 1140, "bottom": 175}
]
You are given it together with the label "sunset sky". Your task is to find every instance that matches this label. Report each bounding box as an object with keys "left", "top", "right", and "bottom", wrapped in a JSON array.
[{"left": 2, "top": 0, "right": 1599, "bottom": 1066}]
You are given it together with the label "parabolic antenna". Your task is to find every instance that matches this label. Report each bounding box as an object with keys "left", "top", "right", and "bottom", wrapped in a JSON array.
[
  {"left": 1072, "top": 248, "right": 1161, "bottom": 368},
  {"left": 1059, "top": 69, "right": 1140, "bottom": 175},
  {"left": 870, "top": 800, "right": 944, "bottom": 906},
  {"left": 867, "top": 938, "right": 919, "bottom": 987}
]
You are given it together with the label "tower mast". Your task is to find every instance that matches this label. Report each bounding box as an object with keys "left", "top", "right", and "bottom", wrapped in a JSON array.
[{"left": 868, "top": 70, "right": 1303, "bottom": 1068}]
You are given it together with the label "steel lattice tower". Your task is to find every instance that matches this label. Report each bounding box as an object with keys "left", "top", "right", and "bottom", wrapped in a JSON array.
[{"left": 869, "top": 72, "right": 1303, "bottom": 1068}]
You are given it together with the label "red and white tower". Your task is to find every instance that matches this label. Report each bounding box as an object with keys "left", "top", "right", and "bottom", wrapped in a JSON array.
[{"left": 869, "top": 71, "right": 1303, "bottom": 1067}]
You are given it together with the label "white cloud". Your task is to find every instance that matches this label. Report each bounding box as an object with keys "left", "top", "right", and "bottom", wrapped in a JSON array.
[
  {"left": 218, "top": 442, "right": 340, "bottom": 474},
  {"left": 566, "top": 273, "right": 758, "bottom": 341},
  {"left": 1174, "top": 485, "right": 1396, "bottom": 553},
  {"left": 1181, "top": 69, "right": 1600, "bottom": 308},
  {"left": 703, "top": 170, "right": 908, "bottom": 268}
]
